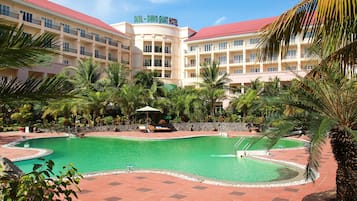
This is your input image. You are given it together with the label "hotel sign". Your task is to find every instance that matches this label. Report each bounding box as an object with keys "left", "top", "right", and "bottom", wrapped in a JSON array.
[{"left": 134, "top": 15, "right": 178, "bottom": 26}]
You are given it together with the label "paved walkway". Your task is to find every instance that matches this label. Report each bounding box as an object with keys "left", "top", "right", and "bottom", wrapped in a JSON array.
[{"left": 0, "top": 131, "right": 336, "bottom": 201}]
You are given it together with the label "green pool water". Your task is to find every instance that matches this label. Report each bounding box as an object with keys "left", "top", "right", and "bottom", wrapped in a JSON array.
[{"left": 14, "top": 136, "right": 305, "bottom": 183}]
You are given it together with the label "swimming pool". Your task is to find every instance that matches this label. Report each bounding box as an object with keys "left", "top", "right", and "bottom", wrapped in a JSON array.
[{"left": 14, "top": 136, "right": 305, "bottom": 184}]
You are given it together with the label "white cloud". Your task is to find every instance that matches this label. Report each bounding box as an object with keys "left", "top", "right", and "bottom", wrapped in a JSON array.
[{"left": 214, "top": 16, "right": 227, "bottom": 25}]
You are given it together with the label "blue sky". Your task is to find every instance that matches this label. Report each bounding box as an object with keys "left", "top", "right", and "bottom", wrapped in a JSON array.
[{"left": 49, "top": 0, "right": 300, "bottom": 31}]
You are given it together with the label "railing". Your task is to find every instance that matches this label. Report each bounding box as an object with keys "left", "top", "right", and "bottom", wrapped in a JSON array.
[
  {"left": 63, "top": 28, "right": 77, "bottom": 36},
  {"left": 108, "top": 40, "right": 118, "bottom": 47},
  {"left": 45, "top": 23, "right": 61, "bottom": 31},
  {"left": 80, "top": 33, "right": 93, "bottom": 40},
  {"left": 80, "top": 51, "right": 92, "bottom": 57},
  {"left": 95, "top": 54, "right": 106, "bottom": 60},
  {"left": 108, "top": 57, "right": 118, "bottom": 62},
  {"left": 63, "top": 47, "right": 77, "bottom": 54},
  {"left": 95, "top": 36, "right": 106, "bottom": 44},
  {"left": 121, "top": 60, "right": 129, "bottom": 64},
  {"left": 0, "top": 10, "right": 19, "bottom": 19},
  {"left": 121, "top": 44, "right": 130, "bottom": 50}
]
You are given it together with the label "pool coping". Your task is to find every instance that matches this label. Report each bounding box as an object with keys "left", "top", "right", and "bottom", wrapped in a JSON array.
[{"left": 3, "top": 134, "right": 315, "bottom": 188}]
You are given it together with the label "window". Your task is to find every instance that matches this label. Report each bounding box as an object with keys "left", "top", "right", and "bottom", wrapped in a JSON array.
[
  {"left": 79, "top": 29, "right": 86, "bottom": 37},
  {"left": 63, "top": 59, "right": 69, "bottom": 65},
  {"left": 204, "top": 44, "right": 212, "bottom": 52},
  {"left": 108, "top": 53, "right": 112, "bottom": 60},
  {"left": 154, "top": 59, "right": 162, "bottom": 66},
  {"left": 63, "top": 42, "right": 69, "bottom": 51},
  {"left": 233, "top": 55, "right": 243, "bottom": 63},
  {"left": 304, "top": 32, "right": 313, "bottom": 39},
  {"left": 189, "top": 59, "right": 196, "bottom": 66},
  {"left": 165, "top": 59, "right": 170, "bottom": 67},
  {"left": 189, "top": 46, "right": 196, "bottom": 51},
  {"left": 144, "top": 45, "right": 152, "bottom": 52},
  {"left": 190, "top": 73, "right": 196, "bottom": 78},
  {"left": 249, "top": 38, "right": 259, "bottom": 45},
  {"left": 233, "top": 40, "right": 243, "bottom": 47},
  {"left": 165, "top": 46, "right": 170, "bottom": 53},
  {"left": 304, "top": 65, "right": 314, "bottom": 70},
  {"left": 154, "top": 46, "right": 162, "bottom": 53},
  {"left": 203, "top": 57, "right": 211, "bottom": 64},
  {"left": 95, "top": 49, "right": 99, "bottom": 57},
  {"left": 0, "top": 4, "right": 10, "bottom": 16},
  {"left": 249, "top": 53, "right": 257, "bottom": 62},
  {"left": 218, "top": 56, "right": 227, "bottom": 64},
  {"left": 21, "top": 11, "right": 32, "bottom": 22},
  {"left": 218, "top": 42, "right": 227, "bottom": 50},
  {"left": 42, "top": 17, "right": 52, "bottom": 28},
  {"left": 249, "top": 67, "right": 260, "bottom": 73},
  {"left": 267, "top": 67, "right": 278, "bottom": 72},
  {"left": 286, "top": 50, "right": 296, "bottom": 59},
  {"left": 80, "top": 46, "right": 85, "bottom": 55},
  {"left": 144, "top": 59, "right": 151, "bottom": 66},
  {"left": 234, "top": 69, "right": 243, "bottom": 74},
  {"left": 285, "top": 66, "right": 297, "bottom": 71},
  {"left": 63, "top": 24, "right": 70, "bottom": 33}
]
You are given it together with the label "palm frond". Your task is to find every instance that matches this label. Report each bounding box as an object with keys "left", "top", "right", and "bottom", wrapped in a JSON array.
[
  {"left": 0, "top": 76, "right": 73, "bottom": 104},
  {"left": 0, "top": 24, "right": 57, "bottom": 68}
]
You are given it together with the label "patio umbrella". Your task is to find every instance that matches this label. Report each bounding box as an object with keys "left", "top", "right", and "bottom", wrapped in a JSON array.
[{"left": 136, "top": 106, "right": 161, "bottom": 130}]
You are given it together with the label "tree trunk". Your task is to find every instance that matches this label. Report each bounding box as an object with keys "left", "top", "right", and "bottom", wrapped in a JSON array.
[{"left": 329, "top": 128, "right": 357, "bottom": 201}]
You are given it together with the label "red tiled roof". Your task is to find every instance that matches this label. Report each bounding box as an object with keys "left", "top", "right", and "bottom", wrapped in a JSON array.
[
  {"left": 24, "top": 0, "right": 124, "bottom": 36},
  {"left": 186, "top": 16, "right": 277, "bottom": 41}
]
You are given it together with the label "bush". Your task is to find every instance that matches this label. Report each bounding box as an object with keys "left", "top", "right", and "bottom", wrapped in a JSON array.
[{"left": 0, "top": 158, "right": 82, "bottom": 201}]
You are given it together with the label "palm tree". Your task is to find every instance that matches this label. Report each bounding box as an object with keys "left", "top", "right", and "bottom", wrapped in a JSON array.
[
  {"left": 0, "top": 24, "right": 56, "bottom": 68},
  {"left": 260, "top": 1, "right": 357, "bottom": 199},
  {"left": 104, "top": 62, "right": 129, "bottom": 89},
  {"left": 64, "top": 59, "right": 101, "bottom": 91},
  {"left": 199, "top": 61, "right": 231, "bottom": 116}
]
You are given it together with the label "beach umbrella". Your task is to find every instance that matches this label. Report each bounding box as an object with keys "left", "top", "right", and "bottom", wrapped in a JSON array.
[{"left": 136, "top": 106, "right": 161, "bottom": 129}]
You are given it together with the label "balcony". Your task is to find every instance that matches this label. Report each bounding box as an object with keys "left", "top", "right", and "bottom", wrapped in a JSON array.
[
  {"left": 80, "top": 51, "right": 92, "bottom": 57},
  {"left": 63, "top": 47, "right": 77, "bottom": 54},
  {"left": 45, "top": 23, "right": 61, "bottom": 31},
  {"left": 63, "top": 28, "right": 78, "bottom": 36},
  {"left": 121, "top": 44, "right": 130, "bottom": 50},
  {"left": 108, "top": 56, "right": 118, "bottom": 62},
  {"left": 0, "top": 10, "right": 19, "bottom": 19},
  {"left": 185, "top": 64, "right": 196, "bottom": 68},
  {"left": 121, "top": 60, "right": 129, "bottom": 64},
  {"left": 95, "top": 54, "right": 106, "bottom": 60},
  {"left": 108, "top": 40, "right": 118, "bottom": 47},
  {"left": 95, "top": 36, "right": 106, "bottom": 44},
  {"left": 80, "top": 33, "right": 93, "bottom": 40}
]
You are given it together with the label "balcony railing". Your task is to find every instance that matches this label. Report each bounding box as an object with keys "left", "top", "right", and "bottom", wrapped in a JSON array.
[
  {"left": 0, "top": 10, "right": 19, "bottom": 19},
  {"left": 108, "top": 57, "right": 118, "bottom": 62},
  {"left": 95, "top": 54, "right": 106, "bottom": 60},
  {"left": 121, "top": 44, "right": 130, "bottom": 50},
  {"left": 121, "top": 60, "right": 129, "bottom": 64},
  {"left": 108, "top": 40, "right": 118, "bottom": 47},
  {"left": 45, "top": 23, "right": 61, "bottom": 31},
  {"left": 63, "top": 28, "right": 78, "bottom": 36},
  {"left": 95, "top": 36, "right": 106, "bottom": 44},
  {"left": 80, "top": 33, "right": 93, "bottom": 40},
  {"left": 63, "top": 47, "right": 77, "bottom": 54},
  {"left": 80, "top": 51, "right": 92, "bottom": 57}
]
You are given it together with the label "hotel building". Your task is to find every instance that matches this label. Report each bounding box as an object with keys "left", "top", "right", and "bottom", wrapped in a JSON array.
[
  {"left": 0, "top": 0, "right": 130, "bottom": 80},
  {"left": 0, "top": 0, "right": 319, "bottom": 106}
]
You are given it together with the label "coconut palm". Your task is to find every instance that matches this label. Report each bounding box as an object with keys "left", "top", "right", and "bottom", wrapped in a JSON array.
[
  {"left": 64, "top": 59, "right": 101, "bottom": 91},
  {"left": 0, "top": 24, "right": 56, "bottom": 68},
  {"left": 104, "top": 62, "right": 129, "bottom": 89},
  {"left": 199, "top": 61, "right": 231, "bottom": 117},
  {"left": 260, "top": 1, "right": 357, "bottom": 199}
]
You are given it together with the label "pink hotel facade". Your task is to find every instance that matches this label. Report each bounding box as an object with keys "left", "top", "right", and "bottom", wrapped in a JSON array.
[{"left": 0, "top": 0, "right": 319, "bottom": 105}]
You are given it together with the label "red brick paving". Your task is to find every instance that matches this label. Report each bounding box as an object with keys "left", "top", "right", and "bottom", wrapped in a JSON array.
[{"left": 0, "top": 131, "right": 336, "bottom": 201}]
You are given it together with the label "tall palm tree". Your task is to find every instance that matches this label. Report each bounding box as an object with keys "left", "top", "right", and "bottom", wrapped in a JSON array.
[
  {"left": 260, "top": 1, "right": 357, "bottom": 199},
  {"left": 199, "top": 61, "right": 231, "bottom": 116}
]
